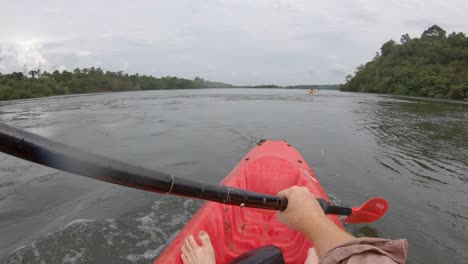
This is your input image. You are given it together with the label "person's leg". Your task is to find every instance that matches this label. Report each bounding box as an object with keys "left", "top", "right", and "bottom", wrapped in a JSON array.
[
  {"left": 304, "top": 248, "right": 319, "bottom": 264},
  {"left": 181, "top": 231, "right": 216, "bottom": 264}
]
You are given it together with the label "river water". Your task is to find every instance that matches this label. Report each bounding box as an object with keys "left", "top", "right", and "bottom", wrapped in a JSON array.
[{"left": 0, "top": 89, "right": 467, "bottom": 264}]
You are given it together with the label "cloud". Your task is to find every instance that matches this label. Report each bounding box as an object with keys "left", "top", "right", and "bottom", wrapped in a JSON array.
[
  {"left": 0, "top": 40, "right": 47, "bottom": 72},
  {"left": 77, "top": 51, "right": 92, "bottom": 57},
  {"left": 331, "top": 63, "right": 347, "bottom": 76},
  {"left": 0, "top": 0, "right": 467, "bottom": 84},
  {"left": 121, "top": 61, "right": 129, "bottom": 71}
]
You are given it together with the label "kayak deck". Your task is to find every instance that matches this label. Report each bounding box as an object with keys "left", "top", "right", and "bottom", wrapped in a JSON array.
[{"left": 155, "top": 140, "right": 342, "bottom": 264}]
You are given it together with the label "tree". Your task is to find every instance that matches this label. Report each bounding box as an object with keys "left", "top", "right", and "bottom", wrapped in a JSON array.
[
  {"left": 448, "top": 84, "right": 464, "bottom": 99},
  {"left": 345, "top": 74, "right": 353, "bottom": 82},
  {"left": 29, "top": 70, "right": 38, "bottom": 78},
  {"left": 381, "top": 40, "right": 397, "bottom": 56},
  {"left": 421, "top": 25, "right": 446, "bottom": 39},
  {"left": 373, "top": 52, "right": 381, "bottom": 61},
  {"left": 61, "top": 70, "right": 73, "bottom": 82},
  {"left": 341, "top": 25, "right": 467, "bottom": 100},
  {"left": 11, "top": 72, "right": 25, "bottom": 80},
  {"left": 447, "top": 32, "right": 466, "bottom": 47},
  {"left": 400, "top": 34, "right": 411, "bottom": 44},
  {"left": 41, "top": 71, "right": 51, "bottom": 78}
]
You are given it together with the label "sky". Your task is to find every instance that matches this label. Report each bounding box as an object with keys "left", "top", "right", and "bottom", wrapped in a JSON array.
[{"left": 0, "top": 0, "right": 467, "bottom": 85}]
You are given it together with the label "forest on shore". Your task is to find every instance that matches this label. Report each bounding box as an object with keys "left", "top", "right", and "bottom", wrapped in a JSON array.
[
  {"left": 341, "top": 25, "right": 468, "bottom": 100},
  {"left": 0, "top": 68, "right": 234, "bottom": 100}
]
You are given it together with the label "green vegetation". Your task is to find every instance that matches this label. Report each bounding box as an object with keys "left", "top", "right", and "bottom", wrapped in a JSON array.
[
  {"left": 250, "top": 85, "right": 282, "bottom": 88},
  {"left": 341, "top": 25, "right": 468, "bottom": 100},
  {"left": 0, "top": 68, "right": 233, "bottom": 100}
]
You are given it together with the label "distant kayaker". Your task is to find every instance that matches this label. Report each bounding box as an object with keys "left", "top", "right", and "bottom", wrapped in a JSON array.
[
  {"left": 308, "top": 89, "right": 318, "bottom": 95},
  {"left": 180, "top": 186, "right": 407, "bottom": 264}
]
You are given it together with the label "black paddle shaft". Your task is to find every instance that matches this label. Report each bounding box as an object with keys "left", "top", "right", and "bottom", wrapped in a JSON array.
[
  {"left": 317, "top": 198, "right": 352, "bottom": 216},
  {"left": 0, "top": 122, "right": 287, "bottom": 211}
]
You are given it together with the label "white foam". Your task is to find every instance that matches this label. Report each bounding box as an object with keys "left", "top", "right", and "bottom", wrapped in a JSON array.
[
  {"left": 63, "top": 219, "right": 95, "bottom": 230},
  {"left": 105, "top": 230, "right": 122, "bottom": 247},
  {"left": 135, "top": 239, "right": 150, "bottom": 247},
  {"left": 33, "top": 247, "right": 40, "bottom": 258},
  {"left": 126, "top": 244, "right": 165, "bottom": 263},
  {"left": 151, "top": 200, "right": 163, "bottom": 211},
  {"left": 139, "top": 215, "right": 153, "bottom": 225},
  {"left": 62, "top": 249, "right": 84, "bottom": 264},
  {"left": 30, "top": 241, "right": 41, "bottom": 262},
  {"left": 168, "top": 214, "right": 187, "bottom": 227},
  {"left": 107, "top": 235, "right": 114, "bottom": 246},
  {"left": 106, "top": 218, "right": 118, "bottom": 230},
  {"left": 126, "top": 254, "right": 139, "bottom": 262},
  {"left": 136, "top": 212, "right": 165, "bottom": 240}
]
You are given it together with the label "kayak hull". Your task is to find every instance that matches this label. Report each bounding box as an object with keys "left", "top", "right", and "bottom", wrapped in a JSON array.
[{"left": 154, "top": 140, "right": 343, "bottom": 264}]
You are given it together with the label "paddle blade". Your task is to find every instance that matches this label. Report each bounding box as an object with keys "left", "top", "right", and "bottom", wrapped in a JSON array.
[{"left": 343, "top": 198, "right": 388, "bottom": 224}]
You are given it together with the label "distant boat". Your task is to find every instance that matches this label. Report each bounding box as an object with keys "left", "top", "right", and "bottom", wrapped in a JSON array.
[{"left": 307, "top": 89, "right": 319, "bottom": 95}]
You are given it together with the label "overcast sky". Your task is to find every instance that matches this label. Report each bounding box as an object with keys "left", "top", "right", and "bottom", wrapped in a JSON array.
[{"left": 1, "top": 0, "right": 467, "bottom": 85}]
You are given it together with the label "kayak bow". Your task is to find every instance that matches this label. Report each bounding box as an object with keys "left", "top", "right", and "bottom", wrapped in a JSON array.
[{"left": 155, "top": 140, "right": 343, "bottom": 264}]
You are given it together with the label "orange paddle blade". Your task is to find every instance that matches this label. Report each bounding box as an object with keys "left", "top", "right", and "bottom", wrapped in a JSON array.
[{"left": 343, "top": 198, "right": 388, "bottom": 223}]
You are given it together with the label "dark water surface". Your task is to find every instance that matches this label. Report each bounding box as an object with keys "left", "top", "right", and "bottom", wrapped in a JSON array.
[{"left": 0, "top": 89, "right": 467, "bottom": 264}]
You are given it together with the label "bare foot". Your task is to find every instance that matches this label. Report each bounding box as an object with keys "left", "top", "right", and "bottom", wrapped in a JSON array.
[
  {"left": 181, "top": 231, "right": 216, "bottom": 264},
  {"left": 304, "top": 247, "right": 319, "bottom": 264}
]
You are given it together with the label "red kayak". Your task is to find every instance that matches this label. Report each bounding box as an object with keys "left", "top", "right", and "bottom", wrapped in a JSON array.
[{"left": 154, "top": 140, "right": 343, "bottom": 264}]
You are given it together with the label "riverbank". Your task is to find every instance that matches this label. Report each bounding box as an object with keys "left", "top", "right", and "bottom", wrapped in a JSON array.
[{"left": 341, "top": 25, "right": 468, "bottom": 101}]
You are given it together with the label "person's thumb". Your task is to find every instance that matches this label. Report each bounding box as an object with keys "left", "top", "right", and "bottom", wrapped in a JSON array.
[{"left": 277, "top": 187, "right": 292, "bottom": 198}]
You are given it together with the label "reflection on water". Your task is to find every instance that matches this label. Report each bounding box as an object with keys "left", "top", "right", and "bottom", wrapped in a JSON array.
[
  {"left": 358, "top": 98, "right": 467, "bottom": 187},
  {"left": 357, "top": 226, "right": 380, "bottom": 238},
  {"left": 355, "top": 96, "right": 468, "bottom": 263},
  {"left": 0, "top": 90, "right": 467, "bottom": 264}
]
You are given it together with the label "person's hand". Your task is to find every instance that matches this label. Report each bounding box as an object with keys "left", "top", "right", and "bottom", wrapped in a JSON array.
[
  {"left": 277, "top": 186, "right": 356, "bottom": 258},
  {"left": 276, "top": 186, "right": 328, "bottom": 233}
]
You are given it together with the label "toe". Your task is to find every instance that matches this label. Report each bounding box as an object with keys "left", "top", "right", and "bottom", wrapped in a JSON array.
[
  {"left": 187, "top": 234, "right": 199, "bottom": 249},
  {"left": 305, "top": 247, "right": 319, "bottom": 264},
  {"left": 181, "top": 243, "right": 190, "bottom": 256},
  {"left": 184, "top": 237, "right": 194, "bottom": 250},
  {"left": 198, "top": 231, "right": 214, "bottom": 250},
  {"left": 181, "top": 253, "right": 190, "bottom": 264}
]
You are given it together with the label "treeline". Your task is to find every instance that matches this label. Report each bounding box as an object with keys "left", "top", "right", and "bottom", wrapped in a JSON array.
[
  {"left": 0, "top": 68, "right": 233, "bottom": 100},
  {"left": 341, "top": 25, "right": 468, "bottom": 100}
]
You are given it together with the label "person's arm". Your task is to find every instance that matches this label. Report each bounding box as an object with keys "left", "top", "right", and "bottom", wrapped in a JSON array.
[
  {"left": 276, "top": 186, "right": 355, "bottom": 258},
  {"left": 277, "top": 186, "right": 408, "bottom": 263}
]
